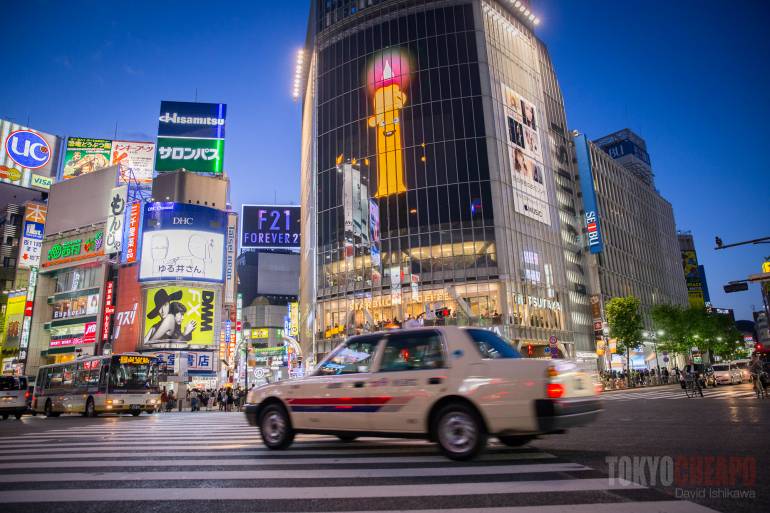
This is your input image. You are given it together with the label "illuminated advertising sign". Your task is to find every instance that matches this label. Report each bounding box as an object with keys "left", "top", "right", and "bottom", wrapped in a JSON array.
[
  {"left": 601, "top": 139, "right": 651, "bottom": 166},
  {"left": 240, "top": 205, "right": 300, "bottom": 249},
  {"left": 574, "top": 133, "right": 604, "bottom": 253},
  {"left": 142, "top": 286, "right": 216, "bottom": 348},
  {"left": 682, "top": 249, "right": 705, "bottom": 308},
  {"left": 42, "top": 228, "right": 104, "bottom": 269},
  {"left": 105, "top": 185, "right": 127, "bottom": 254},
  {"left": 49, "top": 321, "right": 96, "bottom": 348},
  {"left": 62, "top": 137, "right": 112, "bottom": 180},
  {"left": 224, "top": 212, "right": 237, "bottom": 304},
  {"left": 111, "top": 265, "right": 142, "bottom": 354},
  {"left": 139, "top": 202, "right": 227, "bottom": 282},
  {"left": 1, "top": 119, "right": 61, "bottom": 191},
  {"left": 17, "top": 202, "right": 47, "bottom": 269},
  {"left": 110, "top": 140, "right": 155, "bottom": 184},
  {"left": 1, "top": 292, "right": 26, "bottom": 351},
  {"left": 158, "top": 101, "right": 226, "bottom": 139},
  {"left": 125, "top": 202, "right": 142, "bottom": 264},
  {"left": 52, "top": 293, "right": 99, "bottom": 320},
  {"left": 156, "top": 101, "right": 226, "bottom": 174},
  {"left": 102, "top": 281, "right": 115, "bottom": 342},
  {"left": 502, "top": 83, "right": 551, "bottom": 226},
  {"left": 155, "top": 137, "right": 224, "bottom": 174},
  {"left": 154, "top": 351, "right": 214, "bottom": 374}
]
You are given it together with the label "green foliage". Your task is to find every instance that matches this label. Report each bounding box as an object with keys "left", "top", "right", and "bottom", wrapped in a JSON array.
[
  {"left": 651, "top": 304, "right": 744, "bottom": 361},
  {"left": 605, "top": 296, "right": 644, "bottom": 356}
]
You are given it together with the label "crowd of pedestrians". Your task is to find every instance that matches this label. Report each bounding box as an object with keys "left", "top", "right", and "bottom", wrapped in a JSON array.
[
  {"left": 158, "top": 385, "right": 252, "bottom": 413},
  {"left": 600, "top": 368, "right": 678, "bottom": 390}
]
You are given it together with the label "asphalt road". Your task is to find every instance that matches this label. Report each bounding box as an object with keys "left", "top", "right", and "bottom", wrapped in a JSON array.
[{"left": 0, "top": 383, "right": 766, "bottom": 513}]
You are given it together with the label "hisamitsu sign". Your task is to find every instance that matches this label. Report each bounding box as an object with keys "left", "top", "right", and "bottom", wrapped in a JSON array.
[{"left": 241, "top": 205, "right": 301, "bottom": 249}]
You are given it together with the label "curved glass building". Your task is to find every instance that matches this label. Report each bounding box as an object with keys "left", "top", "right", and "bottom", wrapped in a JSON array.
[{"left": 299, "top": 0, "right": 593, "bottom": 362}]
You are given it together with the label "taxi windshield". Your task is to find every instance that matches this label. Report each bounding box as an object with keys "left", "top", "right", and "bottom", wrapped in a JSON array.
[{"left": 317, "top": 337, "right": 380, "bottom": 375}]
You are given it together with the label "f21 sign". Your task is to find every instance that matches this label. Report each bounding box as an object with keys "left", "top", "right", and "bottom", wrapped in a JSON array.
[{"left": 241, "top": 205, "right": 300, "bottom": 249}]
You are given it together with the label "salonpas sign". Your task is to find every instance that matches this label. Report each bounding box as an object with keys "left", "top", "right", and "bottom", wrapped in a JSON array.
[
  {"left": 155, "top": 137, "right": 224, "bottom": 174},
  {"left": 156, "top": 100, "right": 226, "bottom": 174}
]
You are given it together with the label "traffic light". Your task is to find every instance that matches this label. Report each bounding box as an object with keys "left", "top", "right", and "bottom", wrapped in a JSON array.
[
  {"left": 756, "top": 342, "right": 764, "bottom": 352},
  {"left": 724, "top": 282, "right": 749, "bottom": 293},
  {"left": 527, "top": 344, "right": 534, "bottom": 357},
  {"left": 715, "top": 236, "right": 723, "bottom": 248}
]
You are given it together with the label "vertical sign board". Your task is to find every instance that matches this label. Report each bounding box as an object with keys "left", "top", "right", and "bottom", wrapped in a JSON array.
[
  {"left": 156, "top": 101, "right": 226, "bottom": 174},
  {"left": 17, "top": 202, "right": 47, "bottom": 269},
  {"left": 224, "top": 212, "right": 238, "bottom": 306},
  {"left": 102, "top": 281, "right": 115, "bottom": 341},
  {"left": 125, "top": 202, "right": 142, "bottom": 264},
  {"left": 105, "top": 185, "right": 128, "bottom": 254},
  {"left": 18, "top": 267, "right": 38, "bottom": 372},
  {"left": 573, "top": 134, "right": 604, "bottom": 254}
]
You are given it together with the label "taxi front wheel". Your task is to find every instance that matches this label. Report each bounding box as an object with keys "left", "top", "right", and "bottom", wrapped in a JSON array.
[
  {"left": 434, "top": 403, "right": 487, "bottom": 461},
  {"left": 259, "top": 403, "right": 295, "bottom": 450}
]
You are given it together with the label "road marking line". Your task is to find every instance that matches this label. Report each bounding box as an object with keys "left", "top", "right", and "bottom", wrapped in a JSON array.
[
  {"left": 0, "top": 478, "right": 643, "bottom": 502},
  {"left": 0, "top": 452, "right": 556, "bottom": 469},
  {"left": 324, "top": 500, "right": 720, "bottom": 513},
  {"left": 0, "top": 462, "right": 589, "bottom": 482}
]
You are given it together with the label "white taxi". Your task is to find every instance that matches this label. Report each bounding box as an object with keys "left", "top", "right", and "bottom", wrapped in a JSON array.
[{"left": 245, "top": 327, "right": 602, "bottom": 460}]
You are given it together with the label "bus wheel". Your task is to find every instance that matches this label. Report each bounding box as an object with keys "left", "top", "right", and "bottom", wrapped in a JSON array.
[
  {"left": 84, "top": 398, "right": 96, "bottom": 418},
  {"left": 130, "top": 410, "right": 141, "bottom": 416},
  {"left": 15, "top": 412, "right": 23, "bottom": 420}
]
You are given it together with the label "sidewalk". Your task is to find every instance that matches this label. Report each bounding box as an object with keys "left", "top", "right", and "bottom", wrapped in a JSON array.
[{"left": 601, "top": 383, "right": 681, "bottom": 394}]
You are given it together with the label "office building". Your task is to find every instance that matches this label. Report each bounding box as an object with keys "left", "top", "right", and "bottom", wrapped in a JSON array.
[{"left": 298, "top": 0, "right": 593, "bottom": 362}]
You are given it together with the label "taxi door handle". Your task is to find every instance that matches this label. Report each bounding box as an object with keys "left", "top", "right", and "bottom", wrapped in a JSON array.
[
  {"left": 428, "top": 377, "right": 443, "bottom": 385},
  {"left": 354, "top": 381, "right": 366, "bottom": 388}
]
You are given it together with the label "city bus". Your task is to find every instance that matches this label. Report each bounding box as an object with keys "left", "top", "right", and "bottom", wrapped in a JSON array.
[{"left": 32, "top": 354, "right": 161, "bottom": 417}]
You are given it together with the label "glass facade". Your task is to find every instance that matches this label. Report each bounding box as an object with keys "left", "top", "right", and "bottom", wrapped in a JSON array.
[{"left": 302, "top": 0, "right": 580, "bottom": 360}]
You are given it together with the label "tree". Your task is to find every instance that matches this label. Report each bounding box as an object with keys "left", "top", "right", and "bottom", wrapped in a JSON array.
[
  {"left": 652, "top": 304, "right": 745, "bottom": 364},
  {"left": 605, "top": 296, "right": 644, "bottom": 386}
]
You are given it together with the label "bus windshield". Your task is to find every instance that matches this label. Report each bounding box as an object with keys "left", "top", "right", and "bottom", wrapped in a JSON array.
[{"left": 109, "top": 356, "right": 159, "bottom": 393}]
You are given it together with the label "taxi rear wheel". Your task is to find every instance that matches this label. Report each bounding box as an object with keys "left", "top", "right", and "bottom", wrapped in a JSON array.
[
  {"left": 336, "top": 434, "right": 357, "bottom": 443},
  {"left": 434, "top": 403, "right": 487, "bottom": 461},
  {"left": 498, "top": 435, "right": 535, "bottom": 447},
  {"left": 259, "top": 403, "right": 295, "bottom": 450}
]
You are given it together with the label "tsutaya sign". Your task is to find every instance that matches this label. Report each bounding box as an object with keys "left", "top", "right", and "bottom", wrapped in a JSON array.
[{"left": 514, "top": 293, "right": 562, "bottom": 311}]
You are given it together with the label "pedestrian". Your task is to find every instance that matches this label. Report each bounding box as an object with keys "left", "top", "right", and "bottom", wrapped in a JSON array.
[
  {"left": 160, "top": 387, "right": 168, "bottom": 413},
  {"left": 166, "top": 390, "right": 176, "bottom": 412},
  {"left": 191, "top": 392, "right": 199, "bottom": 412},
  {"left": 226, "top": 388, "right": 234, "bottom": 412}
]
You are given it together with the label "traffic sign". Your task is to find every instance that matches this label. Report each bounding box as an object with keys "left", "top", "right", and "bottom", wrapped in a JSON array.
[
  {"left": 549, "top": 336, "right": 558, "bottom": 347},
  {"left": 763, "top": 261, "right": 770, "bottom": 274},
  {"left": 544, "top": 346, "right": 551, "bottom": 354}
]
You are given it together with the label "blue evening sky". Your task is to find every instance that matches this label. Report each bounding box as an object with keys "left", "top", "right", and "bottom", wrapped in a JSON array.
[{"left": 1, "top": 1, "right": 768, "bottom": 321}]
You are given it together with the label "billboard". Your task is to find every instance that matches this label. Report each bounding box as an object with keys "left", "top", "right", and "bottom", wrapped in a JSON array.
[
  {"left": 111, "top": 265, "right": 143, "bottom": 354},
  {"left": 681, "top": 249, "right": 705, "bottom": 308},
  {"left": 574, "top": 133, "right": 604, "bottom": 254},
  {"left": 62, "top": 137, "right": 112, "bottom": 180},
  {"left": 105, "top": 185, "right": 128, "bottom": 255},
  {"left": 41, "top": 228, "right": 104, "bottom": 270},
  {"left": 1, "top": 119, "right": 61, "bottom": 191},
  {"left": 139, "top": 202, "right": 227, "bottom": 282},
  {"left": 501, "top": 84, "right": 551, "bottom": 226},
  {"left": 49, "top": 321, "right": 96, "bottom": 348},
  {"left": 224, "top": 212, "right": 237, "bottom": 305},
  {"left": 1, "top": 292, "right": 26, "bottom": 352},
  {"left": 142, "top": 286, "right": 216, "bottom": 348},
  {"left": 241, "top": 205, "right": 300, "bottom": 249},
  {"left": 17, "top": 202, "right": 47, "bottom": 269},
  {"left": 111, "top": 140, "right": 155, "bottom": 184},
  {"left": 156, "top": 101, "right": 226, "bottom": 174},
  {"left": 125, "top": 202, "right": 142, "bottom": 264}
]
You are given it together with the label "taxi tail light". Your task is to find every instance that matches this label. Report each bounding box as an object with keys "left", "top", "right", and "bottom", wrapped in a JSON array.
[
  {"left": 546, "top": 383, "right": 564, "bottom": 398},
  {"left": 24, "top": 391, "right": 31, "bottom": 400}
]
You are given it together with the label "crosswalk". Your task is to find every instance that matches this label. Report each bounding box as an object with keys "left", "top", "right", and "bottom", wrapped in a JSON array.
[
  {"left": 0, "top": 412, "right": 717, "bottom": 513},
  {"left": 600, "top": 383, "right": 758, "bottom": 401}
]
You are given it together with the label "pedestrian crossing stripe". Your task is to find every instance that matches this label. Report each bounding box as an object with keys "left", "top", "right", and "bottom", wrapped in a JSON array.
[
  {"left": 0, "top": 412, "right": 721, "bottom": 513},
  {"left": 600, "top": 385, "right": 758, "bottom": 401}
]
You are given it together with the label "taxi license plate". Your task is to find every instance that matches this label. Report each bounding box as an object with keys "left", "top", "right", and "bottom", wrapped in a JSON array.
[
  {"left": 130, "top": 404, "right": 141, "bottom": 409},
  {"left": 575, "top": 378, "right": 584, "bottom": 390}
]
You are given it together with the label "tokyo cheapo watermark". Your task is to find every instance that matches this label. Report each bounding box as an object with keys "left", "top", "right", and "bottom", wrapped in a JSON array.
[{"left": 606, "top": 455, "right": 757, "bottom": 500}]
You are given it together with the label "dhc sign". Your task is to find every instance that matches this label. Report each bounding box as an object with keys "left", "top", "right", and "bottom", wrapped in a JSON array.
[{"left": 574, "top": 134, "right": 604, "bottom": 254}]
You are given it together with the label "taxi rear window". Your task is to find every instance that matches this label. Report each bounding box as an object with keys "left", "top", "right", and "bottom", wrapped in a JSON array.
[
  {"left": 0, "top": 377, "right": 21, "bottom": 390},
  {"left": 465, "top": 329, "right": 521, "bottom": 359}
]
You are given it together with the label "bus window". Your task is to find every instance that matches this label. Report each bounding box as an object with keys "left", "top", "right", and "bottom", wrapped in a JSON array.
[
  {"left": 48, "top": 367, "right": 63, "bottom": 389},
  {"left": 109, "top": 358, "right": 159, "bottom": 392}
]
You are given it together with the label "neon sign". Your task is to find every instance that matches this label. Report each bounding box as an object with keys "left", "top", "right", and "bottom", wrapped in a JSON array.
[{"left": 366, "top": 48, "right": 412, "bottom": 197}]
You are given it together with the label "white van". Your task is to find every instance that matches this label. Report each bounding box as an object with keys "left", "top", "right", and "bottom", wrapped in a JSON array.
[{"left": 0, "top": 375, "right": 30, "bottom": 420}]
